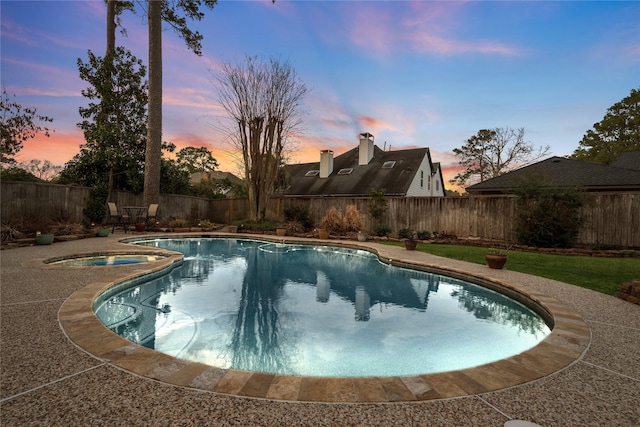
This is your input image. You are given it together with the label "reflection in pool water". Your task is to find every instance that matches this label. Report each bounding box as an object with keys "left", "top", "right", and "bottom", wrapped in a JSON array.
[{"left": 94, "top": 238, "right": 550, "bottom": 377}]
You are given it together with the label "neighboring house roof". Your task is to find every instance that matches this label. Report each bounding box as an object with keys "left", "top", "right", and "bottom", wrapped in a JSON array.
[
  {"left": 285, "top": 145, "right": 432, "bottom": 197},
  {"left": 190, "top": 171, "right": 244, "bottom": 186},
  {"left": 610, "top": 151, "right": 640, "bottom": 171},
  {"left": 466, "top": 156, "right": 640, "bottom": 194}
]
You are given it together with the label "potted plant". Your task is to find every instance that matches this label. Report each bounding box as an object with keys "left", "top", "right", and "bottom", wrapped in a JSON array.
[
  {"left": 319, "top": 207, "right": 342, "bottom": 239},
  {"left": 198, "top": 219, "right": 215, "bottom": 232},
  {"left": 485, "top": 245, "right": 511, "bottom": 269},
  {"left": 404, "top": 235, "right": 418, "bottom": 250},
  {"left": 275, "top": 225, "right": 287, "bottom": 236},
  {"left": 35, "top": 231, "right": 54, "bottom": 245},
  {"left": 134, "top": 222, "right": 146, "bottom": 232},
  {"left": 399, "top": 228, "right": 418, "bottom": 250},
  {"left": 343, "top": 204, "right": 366, "bottom": 242},
  {"left": 96, "top": 228, "right": 110, "bottom": 237}
]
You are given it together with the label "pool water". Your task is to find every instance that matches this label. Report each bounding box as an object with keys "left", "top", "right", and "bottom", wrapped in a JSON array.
[{"left": 94, "top": 238, "right": 551, "bottom": 377}]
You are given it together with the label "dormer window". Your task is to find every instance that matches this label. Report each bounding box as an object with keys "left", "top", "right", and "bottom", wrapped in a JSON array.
[
  {"left": 305, "top": 170, "right": 319, "bottom": 177},
  {"left": 382, "top": 161, "right": 396, "bottom": 169},
  {"left": 337, "top": 168, "right": 353, "bottom": 175}
]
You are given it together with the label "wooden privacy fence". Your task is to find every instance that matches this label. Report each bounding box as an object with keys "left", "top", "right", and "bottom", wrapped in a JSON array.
[{"left": 2, "top": 181, "right": 638, "bottom": 247}]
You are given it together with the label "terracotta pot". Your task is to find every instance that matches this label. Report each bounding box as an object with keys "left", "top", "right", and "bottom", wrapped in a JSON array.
[
  {"left": 485, "top": 253, "right": 508, "bottom": 269},
  {"left": 276, "top": 227, "right": 287, "bottom": 236},
  {"left": 404, "top": 239, "right": 418, "bottom": 250},
  {"left": 134, "top": 223, "right": 146, "bottom": 232},
  {"left": 318, "top": 229, "right": 330, "bottom": 239}
]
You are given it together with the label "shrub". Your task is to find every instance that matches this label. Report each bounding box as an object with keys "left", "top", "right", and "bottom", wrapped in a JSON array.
[
  {"left": 343, "top": 204, "right": 363, "bottom": 232},
  {"left": 416, "top": 230, "right": 431, "bottom": 240},
  {"left": 398, "top": 228, "right": 411, "bottom": 239},
  {"left": 513, "top": 176, "right": 589, "bottom": 248},
  {"left": 168, "top": 218, "right": 190, "bottom": 228},
  {"left": 368, "top": 188, "right": 388, "bottom": 224},
  {"left": 283, "top": 204, "right": 313, "bottom": 231},
  {"left": 321, "top": 207, "right": 343, "bottom": 233},
  {"left": 374, "top": 224, "right": 391, "bottom": 237},
  {"left": 234, "top": 219, "right": 278, "bottom": 231},
  {"left": 83, "top": 183, "right": 108, "bottom": 224}
]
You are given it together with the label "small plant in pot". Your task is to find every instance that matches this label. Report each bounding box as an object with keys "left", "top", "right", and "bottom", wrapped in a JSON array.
[
  {"left": 399, "top": 228, "right": 418, "bottom": 250},
  {"left": 485, "top": 245, "right": 511, "bottom": 269}
]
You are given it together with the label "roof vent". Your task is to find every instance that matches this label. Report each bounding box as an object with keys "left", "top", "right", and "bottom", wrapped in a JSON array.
[
  {"left": 382, "top": 161, "right": 396, "bottom": 169},
  {"left": 305, "top": 170, "right": 319, "bottom": 177},
  {"left": 337, "top": 168, "right": 353, "bottom": 175}
]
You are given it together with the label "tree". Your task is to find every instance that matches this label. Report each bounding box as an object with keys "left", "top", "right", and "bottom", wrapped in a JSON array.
[
  {"left": 216, "top": 55, "right": 308, "bottom": 220},
  {"left": 0, "top": 166, "right": 42, "bottom": 182},
  {"left": 63, "top": 46, "right": 188, "bottom": 194},
  {"left": 571, "top": 87, "right": 640, "bottom": 164},
  {"left": 75, "top": 47, "right": 148, "bottom": 193},
  {"left": 22, "top": 159, "right": 61, "bottom": 181},
  {"left": 176, "top": 146, "right": 218, "bottom": 173},
  {"left": 0, "top": 88, "right": 53, "bottom": 164},
  {"left": 450, "top": 127, "right": 550, "bottom": 188},
  {"left": 142, "top": 0, "right": 218, "bottom": 207}
]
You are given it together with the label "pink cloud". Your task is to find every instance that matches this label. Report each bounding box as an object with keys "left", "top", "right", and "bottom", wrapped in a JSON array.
[
  {"left": 346, "top": 1, "right": 520, "bottom": 57},
  {"left": 0, "top": 20, "right": 36, "bottom": 46}
]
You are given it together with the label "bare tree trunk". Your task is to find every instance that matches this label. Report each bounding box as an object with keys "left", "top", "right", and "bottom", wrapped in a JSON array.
[
  {"left": 215, "top": 57, "right": 307, "bottom": 221},
  {"left": 144, "top": 0, "right": 162, "bottom": 206}
]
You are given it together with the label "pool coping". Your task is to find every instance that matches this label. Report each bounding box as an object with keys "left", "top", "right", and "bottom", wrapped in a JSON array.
[{"left": 57, "top": 234, "right": 590, "bottom": 403}]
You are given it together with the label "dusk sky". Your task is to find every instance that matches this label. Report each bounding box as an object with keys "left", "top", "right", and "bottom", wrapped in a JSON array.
[{"left": 1, "top": 1, "right": 638, "bottom": 188}]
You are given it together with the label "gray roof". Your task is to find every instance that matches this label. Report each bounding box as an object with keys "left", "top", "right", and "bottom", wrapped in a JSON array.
[
  {"left": 285, "top": 145, "right": 430, "bottom": 197},
  {"left": 610, "top": 151, "right": 640, "bottom": 171},
  {"left": 466, "top": 156, "right": 640, "bottom": 194}
]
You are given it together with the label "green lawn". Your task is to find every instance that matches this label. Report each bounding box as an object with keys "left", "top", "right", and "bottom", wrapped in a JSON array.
[{"left": 380, "top": 241, "right": 639, "bottom": 295}]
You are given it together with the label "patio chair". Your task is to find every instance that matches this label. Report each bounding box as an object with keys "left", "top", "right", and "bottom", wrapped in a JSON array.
[
  {"left": 146, "top": 203, "right": 159, "bottom": 226},
  {"left": 107, "top": 202, "right": 128, "bottom": 233}
]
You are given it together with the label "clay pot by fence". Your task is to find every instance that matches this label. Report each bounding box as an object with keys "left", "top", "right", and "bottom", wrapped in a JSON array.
[{"left": 485, "top": 253, "right": 508, "bottom": 269}]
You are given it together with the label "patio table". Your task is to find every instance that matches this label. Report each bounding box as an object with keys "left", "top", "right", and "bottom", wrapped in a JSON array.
[{"left": 122, "top": 206, "right": 148, "bottom": 231}]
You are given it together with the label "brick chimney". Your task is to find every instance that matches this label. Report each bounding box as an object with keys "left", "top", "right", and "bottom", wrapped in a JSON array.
[
  {"left": 319, "top": 150, "right": 334, "bottom": 178},
  {"left": 359, "top": 132, "right": 374, "bottom": 165}
]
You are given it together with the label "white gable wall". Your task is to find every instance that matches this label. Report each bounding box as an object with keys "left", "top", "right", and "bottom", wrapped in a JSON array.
[{"left": 406, "top": 157, "right": 445, "bottom": 197}]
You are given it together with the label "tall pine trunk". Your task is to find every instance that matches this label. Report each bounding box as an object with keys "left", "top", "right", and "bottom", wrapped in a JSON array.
[{"left": 143, "top": 0, "right": 162, "bottom": 206}]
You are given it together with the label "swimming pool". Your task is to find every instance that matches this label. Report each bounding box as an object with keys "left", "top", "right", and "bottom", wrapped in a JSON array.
[{"left": 94, "top": 238, "right": 551, "bottom": 377}]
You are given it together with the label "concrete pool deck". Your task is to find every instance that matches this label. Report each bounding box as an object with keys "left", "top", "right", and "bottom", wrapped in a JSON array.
[{"left": 1, "top": 233, "right": 639, "bottom": 426}]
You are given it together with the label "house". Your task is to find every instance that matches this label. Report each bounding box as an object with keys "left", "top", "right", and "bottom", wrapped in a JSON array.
[
  {"left": 610, "top": 150, "right": 640, "bottom": 171},
  {"left": 284, "top": 132, "right": 446, "bottom": 197},
  {"left": 466, "top": 151, "right": 640, "bottom": 195},
  {"left": 190, "top": 170, "right": 245, "bottom": 197}
]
